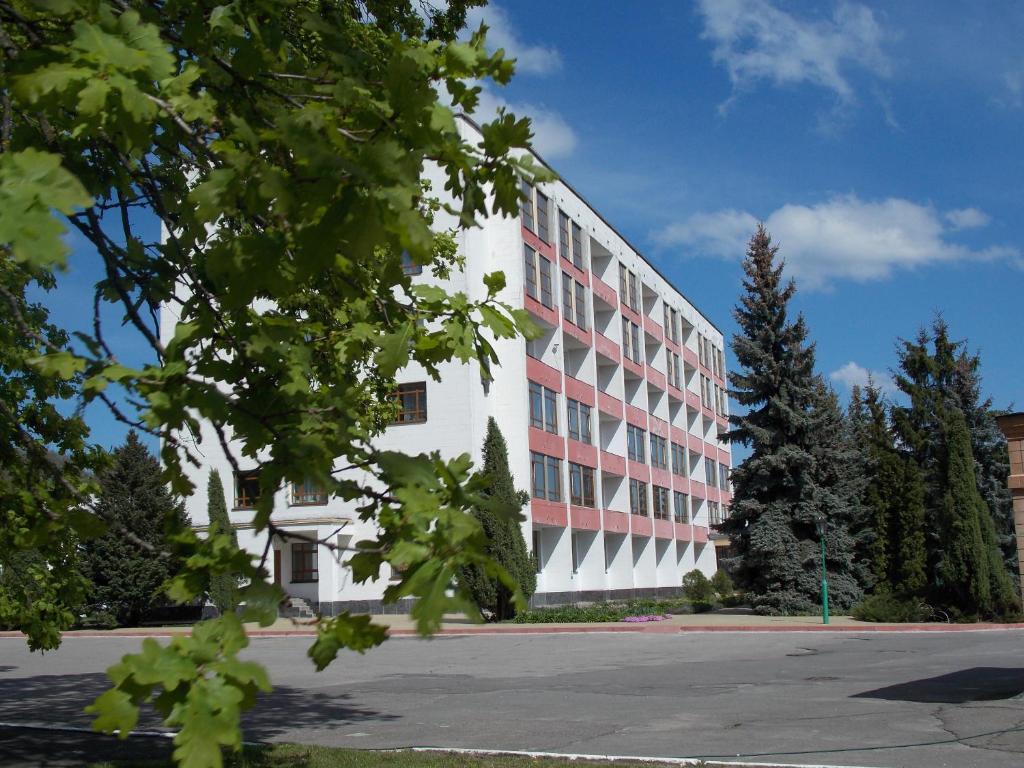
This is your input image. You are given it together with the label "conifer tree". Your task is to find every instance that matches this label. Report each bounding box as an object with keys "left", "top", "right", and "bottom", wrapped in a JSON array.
[
  {"left": 846, "top": 385, "right": 879, "bottom": 590},
  {"left": 807, "top": 380, "right": 865, "bottom": 607},
  {"left": 862, "top": 384, "right": 926, "bottom": 595},
  {"left": 893, "top": 318, "right": 1017, "bottom": 616},
  {"left": 460, "top": 418, "right": 536, "bottom": 620},
  {"left": 721, "top": 225, "right": 855, "bottom": 614},
  {"left": 206, "top": 470, "right": 238, "bottom": 616},
  {"left": 79, "top": 432, "right": 190, "bottom": 626},
  {"left": 952, "top": 353, "right": 1018, "bottom": 588}
]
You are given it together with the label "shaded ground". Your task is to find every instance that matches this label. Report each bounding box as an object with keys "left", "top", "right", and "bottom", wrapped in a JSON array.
[{"left": 2, "top": 630, "right": 1023, "bottom": 767}]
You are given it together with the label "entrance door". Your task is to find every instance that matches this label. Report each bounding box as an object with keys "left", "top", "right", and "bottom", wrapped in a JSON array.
[{"left": 273, "top": 549, "right": 282, "bottom": 586}]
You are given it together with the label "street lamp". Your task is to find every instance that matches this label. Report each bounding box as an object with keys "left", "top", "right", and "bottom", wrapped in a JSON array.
[{"left": 814, "top": 513, "right": 829, "bottom": 625}]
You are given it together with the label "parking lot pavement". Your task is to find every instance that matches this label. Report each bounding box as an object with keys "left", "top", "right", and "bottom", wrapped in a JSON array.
[{"left": 2, "top": 630, "right": 1023, "bottom": 767}]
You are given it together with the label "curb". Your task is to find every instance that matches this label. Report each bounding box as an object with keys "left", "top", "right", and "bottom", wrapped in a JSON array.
[{"left": 3, "top": 622, "right": 1024, "bottom": 640}]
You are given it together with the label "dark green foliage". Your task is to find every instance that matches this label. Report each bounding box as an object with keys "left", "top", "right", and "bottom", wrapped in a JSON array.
[
  {"left": 682, "top": 569, "right": 715, "bottom": 611},
  {"left": 861, "top": 384, "right": 927, "bottom": 595},
  {"left": 206, "top": 470, "right": 239, "bottom": 616},
  {"left": 79, "top": 433, "right": 191, "bottom": 626},
  {"left": 512, "top": 598, "right": 689, "bottom": 624},
  {"left": 951, "top": 355, "right": 1018, "bottom": 591},
  {"left": 892, "top": 318, "right": 1018, "bottom": 619},
  {"left": 935, "top": 409, "right": 1017, "bottom": 618},
  {"left": 851, "top": 593, "right": 931, "bottom": 623},
  {"left": 720, "top": 225, "right": 860, "bottom": 614},
  {"left": 710, "top": 569, "right": 735, "bottom": 602},
  {"left": 0, "top": 260, "right": 100, "bottom": 650},
  {"left": 460, "top": 418, "right": 536, "bottom": 620}
]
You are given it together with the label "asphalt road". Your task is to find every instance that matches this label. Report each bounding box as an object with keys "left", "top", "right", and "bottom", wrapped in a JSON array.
[{"left": 2, "top": 629, "right": 1024, "bottom": 767}]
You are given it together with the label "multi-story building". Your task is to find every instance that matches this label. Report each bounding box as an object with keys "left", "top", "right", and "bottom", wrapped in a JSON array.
[
  {"left": 996, "top": 412, "right": 1024, "bottom": 604},
  {"left": 162, "top": 116, "right": 732, "bottom": 614}
]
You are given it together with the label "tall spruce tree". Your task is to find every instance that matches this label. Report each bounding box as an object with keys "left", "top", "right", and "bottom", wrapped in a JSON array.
[
  {"left": 952, "top": 353, "right": 1018, "bottom": 590},
  {"left": 862, "top": 384, "right": 926, "bottom": 595},
  {"left": 720, "top": 225, "right": 858, "bottom": 614},
  {"left": 206, "top": 470, "right": 238, "bottom": 616},
  {"left": 893, "top": 318, "right": 1017, "bottom": 617},
  {"left": 807, "top": 380, "right": 865, "bottom": 607},
  {"left": 846, "top": 384, "right": 879, "bottom": 591},
  {"left": 460, "top": 418, "right": 536, "bottom": 620},
  {"left": 79, "top": 432, "right": 190, "bottom": 626}
]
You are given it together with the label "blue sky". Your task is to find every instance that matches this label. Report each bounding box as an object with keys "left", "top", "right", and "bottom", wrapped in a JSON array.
[
  {"left": 46, "top": 0, "right": 1021, "bottom": 450},
  {"left": 466, "top": 0, "right": 1022, "bottom": 413}
]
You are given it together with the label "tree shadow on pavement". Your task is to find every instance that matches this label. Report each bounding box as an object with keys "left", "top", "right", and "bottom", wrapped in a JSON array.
[
  {"left": 853, "top": 667, "right": 1024, "bottom": 704},
  {"left": 0, "top": 671, "right": 397, "bottom": 758}
]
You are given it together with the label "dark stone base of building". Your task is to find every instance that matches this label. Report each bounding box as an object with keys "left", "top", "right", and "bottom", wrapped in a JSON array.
[
  {"left": 305, "top": 587, "right": 686, "bottom": 617},
  {"left": 528, "top": 586, "right": 685, "bottom": 608}
]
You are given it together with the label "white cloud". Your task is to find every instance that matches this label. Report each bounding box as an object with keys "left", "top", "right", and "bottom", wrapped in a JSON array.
[
  {"left": 696, "top": 0, "right": 892, "bottom": 108},
  {"left": 451, "top": 4, "right": 575, "bottom": 159},
  {"left": 471, "top": 87, "right": 577, "bottom": 160},
  {"left": 829, "top": 361, "right": 895, "bottom": 395},
  {"left": 465, "top": 5, "right": 561, "bottom": 75},
  {"left": 654, "top": 195, "right": 1019, "bottom": 289},
  {"left": 945, "top": 207, "right": 991, "bottom": 230},
  {"left": 1002, "top": 67, "right": 1023, "bottom": 107}
]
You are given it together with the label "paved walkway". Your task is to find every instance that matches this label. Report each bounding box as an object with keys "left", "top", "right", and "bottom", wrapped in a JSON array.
[{"left": 4, "top": 612, "right": 1023, "bottom": 640}]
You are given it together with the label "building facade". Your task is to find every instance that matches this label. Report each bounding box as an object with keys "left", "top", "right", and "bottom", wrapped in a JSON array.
[
  {"left": 996, "top": 412, "right": 1024, "bottom": 603},
  {"left": 162, "top": 118, "right": 731, "bottom": 614}
]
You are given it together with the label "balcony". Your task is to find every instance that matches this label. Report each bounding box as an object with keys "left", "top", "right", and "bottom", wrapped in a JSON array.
[
  {"left": 674, "top": 522, "right": 693, "bottom": 541},
  {"left": 682, "top": 346, "right": 699, "bottom": 368},
  {"left": 594, "top": 332, "right": 620, "bottom": 363},
  {"left": 646, "top": 366, "right": 667, "bottom": 392},
  {"left": 642, "top": 315, "right": 664, "bottom": 344},
  {"left": 599, "top": 450, "right": 626, "bottom": 476},
  {"left": 630, "top": 514, "right": 653, "bottom": 538},
  {"left": 591, "top": 275, "right": 617, "bottom": 309},
  {"left": 653, "top": 518, "right": 674, "bottom": 540},
  {"left": 685, "top": 389, "right": 701, "bottom": 411},
  {"left": 570, "top": 505, "right": 601, "bottom": 531},
  {"left": 597, "top": 390, "right": 623, "bottom": 419},
  {"left": 603, "top": 509, "right": 630, "bottom": 534},
  {"left": 531, "top": 498, "right": 568, "bottom": 527},
  {"left": 524, "top": 294, "right": 559, "bottom": 329}
]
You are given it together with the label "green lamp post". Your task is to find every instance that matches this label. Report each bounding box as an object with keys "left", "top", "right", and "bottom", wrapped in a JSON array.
[{"left": 815, "top": 513, "right": 829, "bottom": 625}]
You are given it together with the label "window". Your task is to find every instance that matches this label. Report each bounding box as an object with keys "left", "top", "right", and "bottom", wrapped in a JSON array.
[
  {"left": 618, "top": 263, "right": 639, "bottom": 311},
  {"left": 698, "top": 333, "right": 706, "bottom": 367},
  {"left": 569, "top": 463, "right": 596, "bottom": 507},
  {"left": 709, "top": 501, "right": 724, "bottom": 526},
  {"left": 533, "top": 530, "right": 542, "bottom": 573},
  {"left": 670, "top": 308, "right": 679, "bottom": 343},
  {"left": 689, "top": 449, "right": 701, "bottom": 475},
  {"left": 524, "top": 245, "right": 554, "bottom": 308},
  {"left": 520, "top": 180, "right": 534, "bottom": 232},
  {"left": 400, "top": 251, "right": 422, "bottom": 276},
  {"left": 705, "top": 459, "right": 717, "bottom": 488},
  {"left": 536, "top": 191, "right": 550, "bottom": 243},
  {"left": 666, "top": 350, "right": 682, "bottom": 389},
  {"left": 626, "top": 424, "right": 646, "bottom": 463},
  {"left": 562, "top": 274, "right": 588, "bottom": 329},
  {"left": 524, "top": 244, "right": 538, "bottom": 301},
  {"left": 530, "top": 452, "right": 562, "bottom": 501},
  {"left": 234, "top": 470, "right": 260, "bottom": 509},
  {"left": 571, "top": 222, "right": 583, "bottom": 270},
  {"left": 291, "top": 542, "right": 318, "bottom": 582},
  {"left": 538, "top": 253, "right": 553, "bottom": 308},
  {"left": 566, "top": 399, "right": 592, "bottom": 444},
  {"left": 719, "top": 463, "right": 730, "bottom": 491},
  {"left": 650, "top": 434, "right": 668, "bottom": 469},
  {"left": 671, "top": 442, "right": 686, "bottom": 476},
  {"left": 529, "top": 381, "right": 558, "bottom": 433},
  {"left": 653, "top": 486, "right": 670, "bottom": 520},
  {"left": 558, "top": 210, "right": 570, "bottom": 261},
  {"left": 291, "top": 478, "right": 326, "bottom": 506},
  {"left": 571, "top": 532, "right": 580, "bottom": 574},
  {"left": 701, "top": 375, "right": 712, "bottom": 409},
  {"left": 622, "top": 318, "right": 641, "bottom": 365},
  {"left": 394, "top": 382, "right": 427, "bottom": 423},
  {"left": 673, "top": 491, "right": 689, "bottom": 523},
  {"left": 629, "top": 478, "right": 648, "bottom": 516}
]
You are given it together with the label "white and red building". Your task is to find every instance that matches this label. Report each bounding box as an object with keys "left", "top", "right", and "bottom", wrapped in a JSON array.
[{"left": 162, "top": 117, "right": 732, "bottom": 614}]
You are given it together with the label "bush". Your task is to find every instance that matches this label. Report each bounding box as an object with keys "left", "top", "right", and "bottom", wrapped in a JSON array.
[
  {"left": 682, "top": 570, "right": 715, "bottom": 612},
  {"left": 512, "top": 598, "right": 690, "bottom": 624},
  {"left": 852, "top": 593, "right": 931, "bottom": 623},
  {"left": 710, "top": 570, "right": 734, "bottom": 601},
  {"left": 76, "top": 609, "right": 118, "bottom": 630}
]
